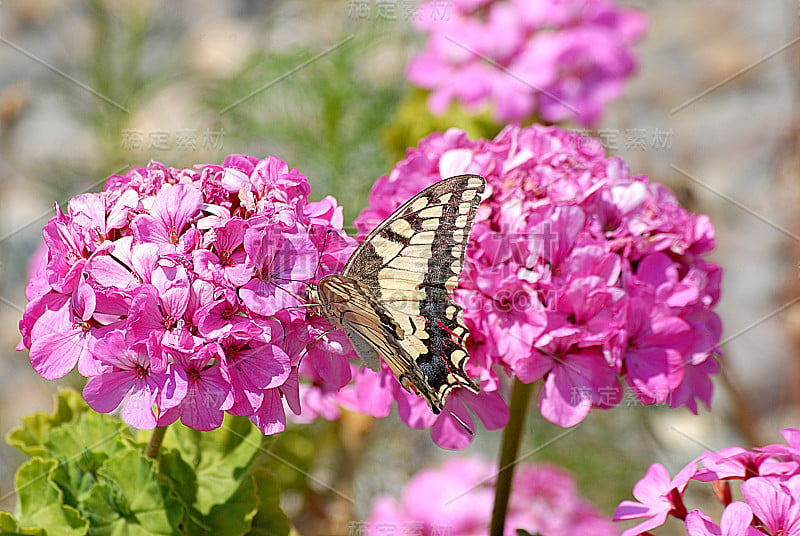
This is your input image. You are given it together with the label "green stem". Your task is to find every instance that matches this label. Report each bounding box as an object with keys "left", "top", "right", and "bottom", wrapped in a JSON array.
[
  {"left": 490, "top": 378, "right": 535, "bottom": 536},
  {"left": 145, "top": 425, "right": 168, "bottom": 459}
]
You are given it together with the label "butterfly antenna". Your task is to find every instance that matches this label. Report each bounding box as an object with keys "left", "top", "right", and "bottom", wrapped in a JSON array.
[
  {"left": 269, "top": 280, "right": 308, "bottom": 303},
  {"left": 446, "top": 407, "right": 474, "bottom": 436},
  {"left": 295, "top": 327, "right": 337, "bottom": 369},
  {"left": 107, "top": 252, "right": 134, "bottom": 273},
  {"left": 311, "top": 229, "right": 334, "bottom": 284}
]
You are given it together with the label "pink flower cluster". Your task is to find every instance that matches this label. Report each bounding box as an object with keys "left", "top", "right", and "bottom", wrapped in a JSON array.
[
  {"left": 615, "top": 428, "right": 800, "bottom": 536},
  {"left": 18, "top": 155, "right": 358, "bottom": 434},
  {"left": 408, "top": 0, "right": 646, "bottom": 125},
  {"left": 366, "top": 457, "right": 618, "bottom": 536},
  {"left": 355, "top": 125, "right": 722, "bottom": 431}
]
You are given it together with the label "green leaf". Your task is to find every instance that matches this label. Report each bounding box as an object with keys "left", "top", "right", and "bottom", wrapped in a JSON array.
[
  {"left": 515, "top": 531, "right": 543, "bottom": 536},
  {"left": 0, "top": 511, "right": 48, "bottom": 535},
  {"left": 159, "top": 417, "right": 265, "bottom": 516},
  {"left": 261, "top": 427, "right": 320, "bottom": 493},
  {"left": 45, "top": 412, "right": 133, "bottom": 462},
  {"left": 202, "top": 474, "right": 258, "bottom": 536},
  {"left": 80, "top": 450, "right": 183, "bottom": 536},
  {"left": 7, "top": 389, "right": 91, "bottom": 457},
  {"left": 47, "top": 412, "right": 136, "bottom": 508},
  {"left": 160, "top": 452, "right": 260, "bottom": 536},
  {"left": 381, "top": 88, "right": 502, "bottom": 163},
  {"left": 248, "top": 467, "right": 289, "bottom": 536},
  {"left": 156, "top": 449, "right": 197, "bottom": 511},
  {"left": 156, "top": 418, "right": 277, "bottom": 536},
  {"left": 14, "top": 458, "right": 89, "bottom": 536}
]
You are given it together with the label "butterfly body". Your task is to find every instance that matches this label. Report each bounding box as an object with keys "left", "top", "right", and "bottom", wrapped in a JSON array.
[{"left": 307, "top": 174, "right": 487, "bottom": 414}]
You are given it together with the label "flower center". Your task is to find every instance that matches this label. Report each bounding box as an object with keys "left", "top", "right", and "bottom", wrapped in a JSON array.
[{"left": 135, "top": 363, "right": 149, "bottom": 379}]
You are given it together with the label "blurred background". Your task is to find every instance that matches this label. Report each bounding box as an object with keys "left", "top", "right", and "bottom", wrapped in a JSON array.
[{"left": 1, "top": 1, "right": 799, "bottom": 534}]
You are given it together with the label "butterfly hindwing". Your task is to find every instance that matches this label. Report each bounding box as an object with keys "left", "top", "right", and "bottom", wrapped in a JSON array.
[
  {"left": 315, "top": 274, "right": 442, "bottom": 411},
  {"left": 312, "top": 174, "right": 487, "bottom": 414}
]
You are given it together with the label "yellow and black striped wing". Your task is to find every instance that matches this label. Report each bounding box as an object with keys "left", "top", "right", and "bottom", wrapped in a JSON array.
[
  {"left": 315, "top": 274, "right": 443, "bottom": 412},
  {"left": 341, "top": 174, "right": 487, "bottom": 411}
]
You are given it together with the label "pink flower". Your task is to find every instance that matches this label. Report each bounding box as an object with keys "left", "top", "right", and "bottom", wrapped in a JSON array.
[
  {"left": 396, "top": 386, "right": 509, "bottom": 450},
  {"left": 19, "top": 154, "right": 357, "bottom": 434},
  {"left": 408, "top": 0, "right": 646, "bottom": 125},
  {"left": 686, "top": 503, "right": 760, "bottom": 536},
  {"left": 128, "top": 265, "right": 191, "bottom": 347},
  {"left": 27, "top": 290, "right": 95, "bottom": 379},
  {"left": 693, "top": 447, "right": 797, "bottom": 482},
  {"left": 367, "top": 457, "right": 618, "bottom": 536},
  {"left": 531, "top": 345, "right": 621, "bottom": 426},
  {"left": 192, "top": 217, "right": 250, "bottom": 287},
  {"left": 239, "top": 223, "right": 316, "bottom": 316},
  {"left": 355, "top": 125, "right": 722, "bottom": 434},
  {"left": 83, "top": 331, "right": 170, "bottom": 429},
  {"left": 216, "top": 324, "right": 291, "bottom": 417},
  {"left": 616, "top": 430, "right": 800, "bottom": 535},
  {"left": 614, "top": 462, "right": 693, "bottom": 536},
  {"left": 619, "top": 287, "right": 690, "bottom": 405},
  {"left": 131, "top": 183, "right": 203, "bottom": 254},
  {"left": 157, "top": 343, "right": 233, "bottom": 431},
  {"left": 742, "top": 475, "right": 800, "bottom": 535}
]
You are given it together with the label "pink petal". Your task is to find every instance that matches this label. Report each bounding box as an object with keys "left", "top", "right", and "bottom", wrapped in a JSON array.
[
  {"left": 29, "top": 302, "right": 87, "bottom": 379},
  {"left": 251, "top": 389, "right": 286, "bottom": 435},
  {"left": 685, "top": 510, "right": 720, "bottom": 536},
  {"left": 84, "top": 371, "right": 135, "bottom": 413},
  {"left": 463, "top": 390, "right": 509, "bottom": 430},
  {"left": 720, "top": 502, "right": 753, "bottom": 536},
  {"left": 121, "top": 377, "right": 161, "bottom": 429}
]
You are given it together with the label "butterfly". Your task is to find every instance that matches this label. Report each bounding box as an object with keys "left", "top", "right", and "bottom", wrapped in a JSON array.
[{"left": 306, "top": 174, "right": 487, "bottom": 427}]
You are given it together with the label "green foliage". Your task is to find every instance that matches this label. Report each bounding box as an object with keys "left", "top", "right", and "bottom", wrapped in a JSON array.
[
  {"left": 2, "top": 390, "right": 290, "bottom": 536},
  {"left": 381, "top": 88, "right": 504, "bottom": 163},
  {"left": 14, "top": 459, "right": 88, "bottom": 536},
  {"left": 0, "top": 511, "right": 47, "bottom": 536},
  {"left": 515, "top": 530, "right": 543, "bottom": 536},
  {"left": 249, "top": 466, "right": 291, "bottom": 536},
  {"left": 6, "top": 389, "right": 93, "bottom": 457}
]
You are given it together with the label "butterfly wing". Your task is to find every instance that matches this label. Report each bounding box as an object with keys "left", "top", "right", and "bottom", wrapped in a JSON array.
[
  {"left": 341, "top": 174, "right": 487, "bottom": 410},
  {"left": 315, "top": 274, "right": 443, "bottom": 411}
]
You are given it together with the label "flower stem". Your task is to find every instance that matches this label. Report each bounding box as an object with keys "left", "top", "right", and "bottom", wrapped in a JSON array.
[
  {"left": 718, "top": 356, "right": 763, "bottom": 448},
  {"left": 490, "top": 377, "right": 535, "bottom": 536},
  {"left": 145, "top": 425, "right": 168, "bottom": 459}
]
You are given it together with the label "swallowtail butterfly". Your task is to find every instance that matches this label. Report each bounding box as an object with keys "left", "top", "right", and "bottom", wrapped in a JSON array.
[{"left": 306, "top": 175, "right": 487, "bottom": 423}]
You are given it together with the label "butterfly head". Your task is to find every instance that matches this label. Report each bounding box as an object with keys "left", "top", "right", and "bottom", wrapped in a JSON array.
[{"left": 304, "top": 283, "right": 319, "bottom": 304}]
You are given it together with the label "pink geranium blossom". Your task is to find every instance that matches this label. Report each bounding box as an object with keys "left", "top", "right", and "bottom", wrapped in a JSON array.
[
  {"left": 686, "top": 503, "right": 760, "bottom": 536},
  {"left": 367, "top": 457, "right": 618, "bottom": 536},
  {"left": 157, "top": 343, "right": 233, "bottom": 432},
  {"left": 408, "top": 0, "right": 646, "bottom": 125},
  {"left": 239, "top": 221, "right": 317, "bottom": 317},
  {"left": 83, "top": 331, "right": 171, "bottom": 430},
  {"left": 19, "top": 155, "right": 356, "bottom": 433},
  {"left": 616, "top": 429, "right": 800, "bottom": 536},
  {"left": 614, "top": 462, "right": 693, "bottom": 536},
  {"left": 354, "top": 124, "right": 722, "bottom": 446}
]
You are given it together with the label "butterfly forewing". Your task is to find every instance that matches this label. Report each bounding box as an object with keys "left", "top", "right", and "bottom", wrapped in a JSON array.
[{"left": 314, "top": 174, "right": 486, "bottom": 414}]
